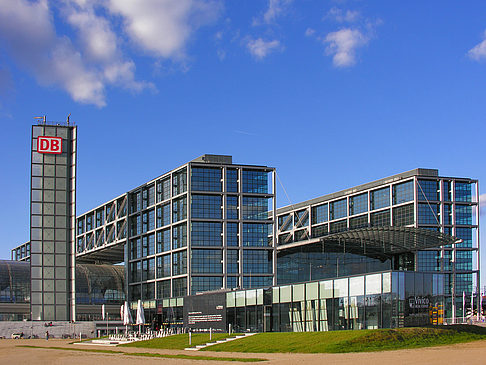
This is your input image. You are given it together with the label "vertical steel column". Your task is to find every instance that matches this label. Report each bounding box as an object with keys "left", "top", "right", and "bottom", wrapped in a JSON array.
[
  {"left": 186, "top": 164, "right": 191, "bottom": 296},
  {"left": 476, "top": 181, "right": 481, "bottom": 320},
  {"left": 222, "top": 166, "right": 227, "bottom": 289},
  {"left": 272, "top": 169, "right": 277, "bottom": 286}
]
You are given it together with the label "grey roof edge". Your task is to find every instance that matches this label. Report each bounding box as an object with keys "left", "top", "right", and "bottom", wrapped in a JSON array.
[{"left": 276, "top": 168, "right": 439, "bottom": 214}]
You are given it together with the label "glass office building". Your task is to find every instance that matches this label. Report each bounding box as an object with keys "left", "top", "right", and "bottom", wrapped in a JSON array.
[
  {"left": 274, "top": 168, "right": 479, "bottom": 318},
  {"left": 74, "top": 155, "right": 276, "bottom": 311},
  {"left": 10, "top": 150, "right": 479, "bottom": 328}
]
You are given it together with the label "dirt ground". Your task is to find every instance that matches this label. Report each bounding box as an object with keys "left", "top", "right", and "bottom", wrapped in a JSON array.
[{"left": 1, "top": 338, "right": 486, "bottom": 365}]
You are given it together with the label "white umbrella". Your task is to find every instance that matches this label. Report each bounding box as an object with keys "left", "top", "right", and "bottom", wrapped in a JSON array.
[
  {"left": 136, "top": 299, "right": 145, "bottom": 334},
  {"left": 123, "top": 301, "right": 132, "bottom": 334},
  {"left": 120, "top": 304, "right": 124, "bottom": 321}
]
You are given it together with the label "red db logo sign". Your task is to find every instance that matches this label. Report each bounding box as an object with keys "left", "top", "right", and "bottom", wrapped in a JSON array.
[{"left": 37, "top": 136, "right": 62, "bottom": 154}]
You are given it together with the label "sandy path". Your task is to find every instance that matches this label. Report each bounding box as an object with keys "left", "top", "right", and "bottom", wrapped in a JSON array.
[{"left": 1, "top": 338, "right": 486, "bottom": 365}]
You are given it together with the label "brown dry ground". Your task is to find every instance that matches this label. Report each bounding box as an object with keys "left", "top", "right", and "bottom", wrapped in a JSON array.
[{"left": 2, "top": 338, "right": 486, "bottom": 365}]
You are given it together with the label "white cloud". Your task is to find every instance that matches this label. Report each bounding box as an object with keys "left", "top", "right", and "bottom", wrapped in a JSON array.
[
  {"left": 323, "top": 28, "right": 368, "bottom": 67},
  {"left": 468, "top": 31, "right": 486, "bottom": 61},
  {"left": 327, "top": 7, "right": 360, "bottom": 23},
  {"left": 305, "top": 28, "right": 316, "bottom": 37},
  {"left": 106, "top": 0, "right": 221, "bottom": 59},
  {"left": 246, "top": 38, "right": 281, "bottom": 60},
  {"left": 61, "top": 1, "right": 149, "bottom": 92},
  {"left": 0, "top": 0, "right": 222, "bottom": 106},
  {"left": 252, "top": 0, "right": 292, "bottom": 26},
  {"left": 0, "top": 0, "right": 106, "bottom": 106}
]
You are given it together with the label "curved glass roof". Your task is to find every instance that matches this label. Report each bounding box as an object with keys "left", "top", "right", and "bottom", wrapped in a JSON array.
[
  {"left": 0, "top": 260, "right": 125, "bottom": 304},
  {"left": 277, "top": 226, "right": 459, "bottom": 256}
]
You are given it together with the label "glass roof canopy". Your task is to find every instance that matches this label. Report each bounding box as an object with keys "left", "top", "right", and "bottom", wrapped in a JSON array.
[{"left": 277, "top": 226, "right": 459, "bottom": 257}]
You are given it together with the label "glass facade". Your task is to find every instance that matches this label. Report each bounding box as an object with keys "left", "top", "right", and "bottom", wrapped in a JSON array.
[
  {"left": 69, "top": 161, "right": 477, "bottom": 323},
  {"left": 30, "top": 124, "right": 76, "bottom": 321},
  {"left": 275, "top": 174, "right": 478, "bottom": 320},
  {"left": 226, "top": 271, "right": 444, "bottom": 332}
]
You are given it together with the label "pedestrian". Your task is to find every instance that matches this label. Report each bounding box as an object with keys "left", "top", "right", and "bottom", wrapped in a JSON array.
[{"left": 45, "top": 330, "right": 49, "bottom": 341}]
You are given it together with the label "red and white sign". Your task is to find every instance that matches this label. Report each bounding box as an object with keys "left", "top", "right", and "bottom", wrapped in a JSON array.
[{"left": 37, "top": 136, "right": 62, "bottom": 154}]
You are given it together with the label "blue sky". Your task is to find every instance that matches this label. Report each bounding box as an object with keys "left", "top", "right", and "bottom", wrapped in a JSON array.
[{"left": 0, "top": 1, "right": 485, "bottom": 284}]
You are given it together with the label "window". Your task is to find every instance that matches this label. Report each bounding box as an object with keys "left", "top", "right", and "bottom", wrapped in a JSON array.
[
  {"left": 226, "top": 168, "right": 238, "bottom": 192},
  {"left": 455, "top": 205, "right": 472, "bottom": 225},
  {"left": 278, "top": 214, "right": 292, "bottom": 231},
  {"left": 330, "top": 220, "right": 347, "bottom": 233},
  {"left": 157, "top": 255, "right": 171, "bottom": 278},
  {"left": 349, "top": 215, "right": 368, "bottom": 229},
  {"left": 130, "top": 214, "right": 141, "bottom": 236},
  {"left": 191, "top": 276, "right": 222, "bottom": 294},
  {"left": 242, "top": 170, "right": 268, "bottom": 193},
  {"left": 226, "top": 196, "right": 238, "bottom": 219},
  {"left": 157, "top": 204, "right": 171, "bottom": 227},
  {"left": 311, "top": 224, "right": 328, "bottom": 238},
  {"left": 393, "top": 204, "right": 414, "bottom": 226},
  {"left": 243, "top": 223, "right": 269, "bottom": 247},
  {"left": 130, "top": 191, "right": 141, "bottom": 213},
  {"left": 191, "top": 167, "right": 222, "bottom": 192},
  {"left": 173, "top": 224, "right": 187, "bottom": 249},
  {"left": 142, "top": 234, "right": 155, "bottom": 256},
  {"left": 443, "top": 181, "right": 452, "bottom": 201},
  {"left": 370, "top": 210, "right": 390, "bottom": 227},
  {"left": 142, "top": 185, "right": 155, "bottom": 209},
  {"left": 173, "top": 251, "right": 187, "bottom": 276},
  {"left": 243, "top": 276, "right": 272, "bottom": 289},
  {"left": 417, "top": 251, "right": 439, "bottom": 271},
  {"left": 157, "top": 177, "right": 171, "bottom": 202},
  {"left": 456, "top": 251, "right": 472, "bottom": 271},
  {"left": 130, "top": 238, "right": 141, "bottom": 260},
  {"left": 350, "top": 193, "right": 368, "bottom": 216},
  {"left": 417, "top": 180, "right": 439, "bottom": 201},
  {"left": 142, "top": 258, "right": 155, "bottom": 281},
  {"left": 173, "top": 277, "right": 187, "bottom": 297},
  {"left": 443, "top": 204, "right": 452, "bottom": 225},
  {"left": 86, "top": 213, "right": 93, "bottom": 231},
  {"left": 242, "top": 196, "right": 268, "bottom": 220},
  {"left": 455, "top": 227, "right": 472, "bottom": 248},
  {"left": 172, "top": 197, "right": 187, "bottom": 222},
  {"left": 227, "top": 276, "right": 239, "bottom": 289},
  {"left": 227, "top": 250, "right": 239, "bottom": 274},
  {"left": 77, "top": 218, "right": 84, "bottom": 235},
  {"left": 392, "top": 181, "right": 413, "bottom": 205},
  {"left": 172, "top": 168, "right": 187, "bottom": 196},
  {"left": 227, "top": 223, "right": 239, "bottom": 246},
  {"left": 95, "top": 209, "right": 104, "bottom": 228},
  {"left": 191, "top": 194, "right": 222, "bottom": 219},
  {"left": 157, "top": 229, "right": 171, "bottom": 253},
  {"left": 294, "top": 209, "right": 309, "bottom": 228},
  {"left": 311, "top": 204, "right": 328, "bottom": 224},
  {"left": 370, "top": 187, "right": 390, "bottom": 210},
  {"left": 455, "top": 182, "right": 472, "bottom": 202},
  {"left": 243, "top": 250, "right": 272, "bottom": 274},
  {"left": 418, "top": 204, "right": 440, "bottom": 225},
  {"left": 142, "top": 209, "right": 155, "bottom": 233},
  {"left": 191, "top": 222, "right": 222, "bottom": 246},
  {"left": 191, "top": 249, "right": 222, "bottom": 273},
  {"left": 157, "top": 280, "right": 171, "bottom": 299},
  {"left": 330, "top": 199, "right": 347, "bottom": 220}
]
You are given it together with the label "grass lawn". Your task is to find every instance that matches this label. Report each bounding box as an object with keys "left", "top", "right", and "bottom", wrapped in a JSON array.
[
  {"left": 120, "top": 332, "right": 240, "bottom": 350},
  {"left": 201, "top": 325, "right": 486, "bottom": 353}
]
